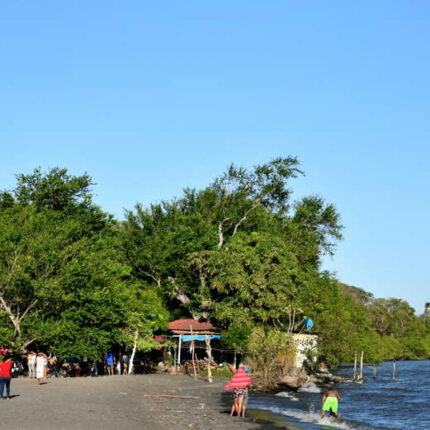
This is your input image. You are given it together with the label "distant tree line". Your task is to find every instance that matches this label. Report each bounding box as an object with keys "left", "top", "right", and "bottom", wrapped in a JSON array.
[{"left": 0, "top": 159, "right": 428, "bottom": 365}]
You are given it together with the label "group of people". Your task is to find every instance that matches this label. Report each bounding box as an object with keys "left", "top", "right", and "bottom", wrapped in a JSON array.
[
  {"left": 27, "top": 352, "right": 50, "bottom": 384},
  {"left": 224, "top": 364, "right": 342, "bottom": 420},
  {"left": 104, "top": 353, "right": 130, "bottom": 375},
  {"left": 26, "top": 352, "right": 131, "bottom": 379}
]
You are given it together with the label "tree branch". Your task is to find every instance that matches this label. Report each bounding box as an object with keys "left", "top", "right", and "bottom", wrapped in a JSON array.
[
  {"left": 169, "top": 277, "right": 191, "bottom": 305},
  {"left": 124, "top": 250, "right": 161, "bottom": 287},
  {"left": 232, "top": 200, "right": 261, "bottom": 236},
  {"left": 5, "top": 247, "right": 20, "bottom": 282},
  {"left": 217, "top": 218, "right": 230, "bottom": 248},
  {"left": 18, "top": 299, "right": 38, "bottom": 324},
  {"left": 21, "top": 337, "right": 38, "bottom": 352},
  {"left": 0, "top": 294, "right": 20, "bottom": 336},
  {"left": 142, "top": 271, "right": 161, "bottom": 287}
]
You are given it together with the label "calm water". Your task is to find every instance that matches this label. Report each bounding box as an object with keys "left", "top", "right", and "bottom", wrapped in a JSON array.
[{"left": 248, "top": 360, "right": 430, "bottom": 429}]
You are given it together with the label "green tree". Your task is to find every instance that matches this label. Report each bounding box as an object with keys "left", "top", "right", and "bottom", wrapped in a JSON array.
[
  {"left": 121, "top": 282, "right": 169, "bottom": 373},
  {"left": 206, "top": 231, "right": 307, "bottom": 330},
  {"left": 368, "top": 298, "right": 416, "bottom": 337},
  {"left": 14, "top": 167, "right": 93, "bottom": 212},
  {"left": 119, "top": 201, "right": 216, "bottom": 318},
  {"left": 0, "top": 168, "right": 164, "bottom": 358},
  {"left": 120, "top": 157, "right": 342, "bottom": 325}
]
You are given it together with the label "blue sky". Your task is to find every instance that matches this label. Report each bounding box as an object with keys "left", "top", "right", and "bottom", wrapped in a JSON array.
[{"left": 1, "top": 1, "right": 429, "bottom": 312}]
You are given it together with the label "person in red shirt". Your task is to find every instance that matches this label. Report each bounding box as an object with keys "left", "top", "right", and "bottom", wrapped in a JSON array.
[{"left": 0, "top": 354, "right": 13, "bottom": 399}]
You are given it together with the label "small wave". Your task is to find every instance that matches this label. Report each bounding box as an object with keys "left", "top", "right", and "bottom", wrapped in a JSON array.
[
  {"left": 297, "top": 382, "right": 322, "bottom": 393},
  {"left": 275, "top": 391, "right": 299, "bottom": 401},
  {"left": 257, "top": 406, "right": 372, "bottom": 430}
]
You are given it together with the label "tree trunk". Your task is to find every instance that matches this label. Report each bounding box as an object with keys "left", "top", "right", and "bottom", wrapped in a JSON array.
[
  {"left": 217, "top": 218, "right": 230, "bottom": 248},
  {"left": 0, "top": 295, "right": 38, "bottom": 341},
  {"left": 0, "top": 295, "right": 21, "bottom": 336},
  {"left": 128, "top": 329, "right": 139, "bottom": 375}
]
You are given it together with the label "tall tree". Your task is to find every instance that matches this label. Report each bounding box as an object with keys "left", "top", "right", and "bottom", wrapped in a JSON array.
[
  {"left": 0, "top": 168, "right": 163, "bottom": 356},
  {"left": 121, "top": 282, "right": 169, "bottom": 374},
  {"left": 121, "top": 157, "right": 341, "bottom": 324}
]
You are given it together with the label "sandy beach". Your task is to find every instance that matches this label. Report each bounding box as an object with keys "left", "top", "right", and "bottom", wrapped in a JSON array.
[{"left": 0, "top": 374, "right": 274, "bottom": 430}]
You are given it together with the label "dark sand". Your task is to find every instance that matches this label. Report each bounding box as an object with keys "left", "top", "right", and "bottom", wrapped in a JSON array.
[{"left": 0, "top": 374, "right": 274, "bottom": 430}]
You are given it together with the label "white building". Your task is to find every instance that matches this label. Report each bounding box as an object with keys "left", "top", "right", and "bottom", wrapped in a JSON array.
[{"left": 292, "top": 333, "right": 318, "bottom": 368}]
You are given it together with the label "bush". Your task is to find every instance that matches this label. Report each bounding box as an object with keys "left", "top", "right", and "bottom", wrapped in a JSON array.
[{"left": 246, "top": 327, "right": 295, "bottom": 391}]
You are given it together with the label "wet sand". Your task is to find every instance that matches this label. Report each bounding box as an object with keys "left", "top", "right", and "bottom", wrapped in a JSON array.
[{"left": 0, "top": 374, "right": 274, "bottom": 430}]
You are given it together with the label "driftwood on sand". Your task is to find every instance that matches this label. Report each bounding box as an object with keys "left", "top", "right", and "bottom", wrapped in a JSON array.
[{"left": 144, "top": 394, "right": 200, "bottom": 399}]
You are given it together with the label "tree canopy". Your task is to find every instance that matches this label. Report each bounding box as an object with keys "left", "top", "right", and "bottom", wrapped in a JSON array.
[
  {"left": 1, "top": 161, "right": 429, "bottom": 366},
  {"left": 0, "top": 168, "right": 165, "bottom": 358}
]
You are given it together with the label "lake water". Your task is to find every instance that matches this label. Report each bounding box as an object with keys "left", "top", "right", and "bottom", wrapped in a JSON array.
[{"left": 248, "top": 360, "right": 430, "bottom": 429}]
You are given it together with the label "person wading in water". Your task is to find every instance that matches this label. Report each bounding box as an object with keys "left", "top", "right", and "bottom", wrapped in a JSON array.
[{"left": 320, "top": 389, "right": 341, "bottom": 418}]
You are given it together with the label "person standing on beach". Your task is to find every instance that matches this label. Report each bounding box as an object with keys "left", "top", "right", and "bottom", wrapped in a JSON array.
[
  {"left": 122, "top": 354, "right": 129, "bottom": 375},
  {"left": 48, "top": 355, "right": 58, "bottom": 377},
  {"left": 91, "top": 359, "right": 99, "bottom": 376},
  {"left": 224, "top": 365, "right": 252, "bottom": 418},
  {"left": 105, "top": 352, "right": 115, "bottom": 375},
  {"left": 27, "top": 352, "right": 36, "bottom": 378},
  {"left": 36, "top": 352, "right": 47, "bottom": 384},
  {"left": 0, "top": 354, "right": 13, "bottom": 399},
  {"left": 320, "top": 389, "right": 341, "bottom": 418}
]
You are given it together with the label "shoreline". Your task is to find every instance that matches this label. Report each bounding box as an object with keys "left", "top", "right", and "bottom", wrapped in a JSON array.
[{"left": 1, "top": 373, "right": 278, "bottom": 429}]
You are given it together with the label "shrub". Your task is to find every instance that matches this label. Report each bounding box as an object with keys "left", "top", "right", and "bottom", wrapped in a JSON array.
[{"left": 246, "top": 327, "right": 295, "bottom": 391}]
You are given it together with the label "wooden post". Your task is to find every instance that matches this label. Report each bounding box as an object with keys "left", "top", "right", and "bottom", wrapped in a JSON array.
[
  {"left": 373, "top": 366, "right": 376, "bottom": 379},
  {"left": 177, "top": 335, "right": 182, "bottom": 369},
  {"left": 359, "top": 351, "right": 364, "bottom": 380},
  {"left": 205, "top": 335, "right": 213, "bottom": 383},
  {"left": 353, "top": 352, "right": 357, "bottom": 381},
  {"left": 190, "top": 326, "right": 197, "bottom": 379},
  {"left": 191, "top": 340, "right": 197, "bottom": 378},
  {"left": 392, "top": 362, "right": 396, "bottom": 380}
]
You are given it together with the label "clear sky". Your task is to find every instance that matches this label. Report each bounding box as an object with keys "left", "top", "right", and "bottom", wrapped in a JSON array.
[{"left": 1, "top": 1, "right": 429, "bottom": 312}]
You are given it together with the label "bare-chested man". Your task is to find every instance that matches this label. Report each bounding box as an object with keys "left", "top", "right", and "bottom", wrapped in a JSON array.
[{"left": 321, "top": 389, "right": 341, "bottom": 418}]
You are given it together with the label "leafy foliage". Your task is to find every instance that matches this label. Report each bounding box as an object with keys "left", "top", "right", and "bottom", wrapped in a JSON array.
[
  {"left": 1, "top": 161, "right": 429, "bottom": 368},
  {"left": 246, "top": 327, "right": 295, "bottom": 391},
  {"left": 0, "top": 168, "right": 165, "bottom": 358}
]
